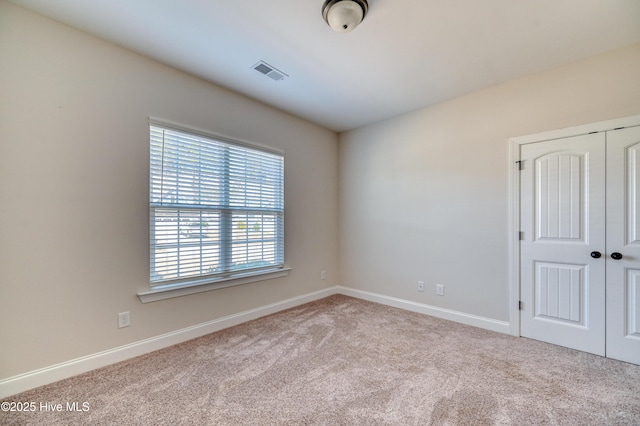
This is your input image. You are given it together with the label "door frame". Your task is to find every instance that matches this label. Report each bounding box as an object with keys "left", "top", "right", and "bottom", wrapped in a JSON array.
[{"left": 508, "top": 114, "right": 640, "bottom": 337}]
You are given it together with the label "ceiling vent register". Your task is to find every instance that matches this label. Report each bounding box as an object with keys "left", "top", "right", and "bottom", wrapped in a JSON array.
[{"left": 252, "top": 61, "right": 288, "bottom": 81}]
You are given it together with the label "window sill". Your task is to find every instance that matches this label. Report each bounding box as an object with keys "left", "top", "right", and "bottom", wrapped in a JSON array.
[{"left": 137, "top": 267, "right": 292, "bottom": 303}]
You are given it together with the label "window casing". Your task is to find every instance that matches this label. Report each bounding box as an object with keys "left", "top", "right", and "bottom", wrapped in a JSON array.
[{"left": 149, "top": 123, "right": 284, "bottom": 289}]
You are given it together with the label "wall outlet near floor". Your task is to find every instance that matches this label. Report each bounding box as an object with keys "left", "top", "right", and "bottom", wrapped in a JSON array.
[
  {"left": 436, "top": 284, "right": 445, "bottom": 296},
  {"left": 118, "top": 311, "right": 131, "bottom": 328},
  {"left": 417, "top": 281, "right": 425, "bottom": 292},
  {"left": 321, "top": 270, "right": 326, "bottom": 280}
]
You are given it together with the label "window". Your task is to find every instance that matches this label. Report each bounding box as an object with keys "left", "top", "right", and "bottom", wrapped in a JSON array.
[{"left": 149, "top": 122, "right": 284, "bottom": 290}]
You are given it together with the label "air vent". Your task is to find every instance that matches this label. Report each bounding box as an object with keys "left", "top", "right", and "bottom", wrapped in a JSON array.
[{"left": 252, "top": 61, "right": 288, "bottom": 81}]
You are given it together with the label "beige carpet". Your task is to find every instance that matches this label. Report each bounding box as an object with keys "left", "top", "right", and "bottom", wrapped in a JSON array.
[{"left": 2, "top": 295, "right": 640, "bottom": 425}]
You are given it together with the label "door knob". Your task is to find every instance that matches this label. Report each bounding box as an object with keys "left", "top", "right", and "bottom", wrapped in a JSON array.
[
  {"left": 590, "top": 251, "right": 602, "bottom": 259},
  {"left": 611, "top": 252, "right": 623, "bottom": 260}
]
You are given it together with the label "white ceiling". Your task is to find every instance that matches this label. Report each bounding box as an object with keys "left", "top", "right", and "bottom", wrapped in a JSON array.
[{"left": 9, "top": 0, "right": 640, "bottom": 132}]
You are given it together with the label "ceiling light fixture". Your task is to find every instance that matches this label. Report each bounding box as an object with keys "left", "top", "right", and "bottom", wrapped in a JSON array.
[{"left": 322, "top": 0, "right": 368, "bottom": 33}]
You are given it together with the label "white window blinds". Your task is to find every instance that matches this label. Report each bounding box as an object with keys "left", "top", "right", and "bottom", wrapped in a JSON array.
[{"left": 149, "top": 124, "right": 284, "bottom": 286}]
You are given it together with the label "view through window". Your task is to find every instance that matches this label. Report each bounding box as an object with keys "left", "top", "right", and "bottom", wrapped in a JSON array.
[{"left": 149, "top": 124, "right": 284, "bottom": 287}]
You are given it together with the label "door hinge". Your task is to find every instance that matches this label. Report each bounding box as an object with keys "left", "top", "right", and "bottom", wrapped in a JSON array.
[
  {"left": 515, "top": 160, "right": 523, "bottom": 170},
  {"left": 519, "top": 301, "right": 523, "bottom": 311},
  {"left": 519, "top": 231, "right": 524, "bottom": 240}
]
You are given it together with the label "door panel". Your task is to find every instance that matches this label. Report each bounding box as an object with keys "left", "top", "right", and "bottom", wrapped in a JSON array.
[
  {"left": 534, "top": 262, "right": 584, "bottom": 324},
  {"left": 625, "top": 269, "right": 640, "bottom": 336},
  {"left": 606, "top": 127, "right": 640, "bottom": 365},
  {"left": 535, "top": 154, "right": 583, "bottom": 241},
  {"left": 625, "top": 142, "right": 640, "bottom": 245},
  {"left": 520, "top": 133, "right": 606, "bottom": 355}
]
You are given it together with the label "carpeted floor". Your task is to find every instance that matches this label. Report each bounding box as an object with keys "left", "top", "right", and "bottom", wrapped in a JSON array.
[{"left": 2, "top": 294, "right": 640, "bottom": 425}]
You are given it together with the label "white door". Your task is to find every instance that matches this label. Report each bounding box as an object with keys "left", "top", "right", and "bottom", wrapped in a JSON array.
[
  {"left": 606, "top": 126, "right": 640, "bottom": 365},
  {"left": 520, "top": 133, "right": 606, "bottom": 355}
]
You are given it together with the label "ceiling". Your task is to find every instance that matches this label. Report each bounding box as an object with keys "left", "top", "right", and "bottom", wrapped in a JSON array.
[{"left": 9, "top": 0, "right": 640, "bottom": 132}]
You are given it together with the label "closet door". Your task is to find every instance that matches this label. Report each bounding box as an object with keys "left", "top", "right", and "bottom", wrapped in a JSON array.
[
  {"left": 520, "top": 133, "right": 606, "bottom": 355},
  {"left": 606, "top": 126, "right": 640, "bottom": 365}
]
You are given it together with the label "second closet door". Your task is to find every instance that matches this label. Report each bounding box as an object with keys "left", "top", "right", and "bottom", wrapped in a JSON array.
[{"left": 605, "top": 126, "right": 640, "bottom": 365}]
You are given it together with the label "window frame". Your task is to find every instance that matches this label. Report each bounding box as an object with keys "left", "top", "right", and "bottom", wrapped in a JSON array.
[{"left": 139, "top": 118, "right": 289, "bottom": 303}]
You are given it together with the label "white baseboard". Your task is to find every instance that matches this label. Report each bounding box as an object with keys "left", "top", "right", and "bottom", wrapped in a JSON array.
[
  {"left": 1, "top": 285, "right": 511, "bottom": 399},
  {"left": 337, "top": 286, "right": 511, "bottom": 335},
  {"left": 0, "top": 287, "right": 338, "bottom": 399}
]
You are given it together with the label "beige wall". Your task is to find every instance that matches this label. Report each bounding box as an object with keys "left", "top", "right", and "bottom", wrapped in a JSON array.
[
  {"left": 339, "top": 44, "right": 640, "bottom": 321},
  {"left": 0, "top": 1, "right": 338, "bottom": 379}
]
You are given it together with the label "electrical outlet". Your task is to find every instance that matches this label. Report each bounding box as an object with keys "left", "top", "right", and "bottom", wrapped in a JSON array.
[
  {"left": 118, "top": 311, "right": 131, "bottom": 329},
  {"left": 436, "top": 284, "right": 444, "bottom": 296},
  {"left": 417, "top": 281, "right": 425, "bottom": 292},
  {"left": 321, "top": 270, "right": 326, "bottom": 280}
]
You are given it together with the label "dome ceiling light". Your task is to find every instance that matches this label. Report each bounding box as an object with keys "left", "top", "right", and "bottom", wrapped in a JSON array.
[{"left": 322, "top": 0, "right": 368, "bottom": 33}]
